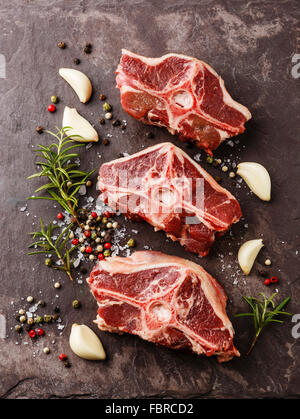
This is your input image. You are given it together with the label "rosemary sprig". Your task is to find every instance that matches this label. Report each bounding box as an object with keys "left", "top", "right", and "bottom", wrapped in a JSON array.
[
  {"left": 27, "top": 126, "right": 95, "bottom": 226},
  {"left": 28, "top": 218, "right": 79, "bottom": 281},
  {"left": 235, "top": 292, "right": 292, "bottom": 355}
]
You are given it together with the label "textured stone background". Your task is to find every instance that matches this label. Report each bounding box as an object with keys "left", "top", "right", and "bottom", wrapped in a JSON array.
[{"left": 0, "top": 0, "right": 299, "bottom": 399}]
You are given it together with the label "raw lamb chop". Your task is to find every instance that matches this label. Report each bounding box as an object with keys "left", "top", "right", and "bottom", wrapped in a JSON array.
[
  {"left": 98, "top": 142, "right": 242, "bottom": 257},
  {"left": 116, "top": 49, "right": 251, "bottom": 154},
  {"left": 87, "top": 251, "right": 240, "bottom": 362}
]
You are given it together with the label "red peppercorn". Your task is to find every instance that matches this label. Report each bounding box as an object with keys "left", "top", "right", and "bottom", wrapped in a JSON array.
[
  {"left": 37, "top": 328, "right": 45, "bottom": 336},
  {"left": 104, "top": 211, "right": 111, "bottom": 218},
  {"left": 264, "top": 278, "right": 271, "bottom": 286},
  {"left": 91, "top": 211, "right": 97, "bottom": 218},
  {"left": 270, "top": 276, "right": 278, "bottom": 284},
  {"left": 28, "top": 330, "right": 36, "bottom": 338},
  {"left": 72, "top": 238, "right": 79, "bottom": 245},
  {"left": 85, "top": 246, "right": 93, "bottom": 253},
  {"left": 98, "top": 253, "right": 104, "bottom": 260},
  {"left": 48, "top": 104, "right": 56, "bottom": 112},
  {"left": 57, "top": 212, "right": 64, "bottom": 220},
  {"left": 104, "top": 242, "right": 111, "bottom": 249},
  {"left": 84, "top": 230, "right": 91, "bottom": 238},
  {"left": 59, "top": 353, "right": 68, "bottom": 361}
]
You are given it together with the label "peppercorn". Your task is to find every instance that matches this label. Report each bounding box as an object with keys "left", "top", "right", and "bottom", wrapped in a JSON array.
[
  {"left": 112, "top": 119, "right": 121, "bottom": 127},
  {"left": 36, "top": 125, "right": 44, "bottom": 134},
  {"left": 38, "top": 300, "right": 46, "bottom": 307},
  {"left": 102, "top": 217, "right": 108, "bottom": 224},
  {"left": 83, "top": 43, "right": 92, "bottom": 54},
  {"left": 73, "top": 58, "right": 80, "bottom": 65},
  {"left": 86, "top": 180, "right": 93, "bottom": 187},
  {"left": 264, "top": 279, "right": 271, "bottom": 286},
  {"left": 57, "top": 41, "right": 66, "bottom": 49},
  {"left": 127, "top": 238, "right": 135, "bottom": 247},
  {"left": 105, "top": 112, "right": 112, "bottom": 120},
  {"left": 19, "top": 315, "right": 27, "bottom": 323},
  {"left": 28, "top": 330, "right": 36, "bottom": 339},
  {"left": 52, "top": 314, "right": 59, "bottom": 322},
  {"left": 270, "top": 276, "right": 278, "bottom": 284},
  {"left": 44, "top": 315, "right": 52, "bottom": 323},
  {"left": 265, "top": 259, "right": 272, "bottom": 266},
  {"left": 103, "top": 249, "right": 111, "bottom": 257},
  {"left": 34, "top": 315, "right": 43, "bottom": 324},
  {"left": 146, "top": 132, "right": 154, "bottom": 139},
  {"left": 37, "top": 328, "right": 45, "bottom": 336},
  {"left": 99, "top": 118, "right": 105, "bottom": 125},
  {"left": 85, "top": 246, "right": 93, "bottom": 254},
  {"left": 53, "top": 306, "right": 60, "bottom": 313},
  {"left": 15, "top": 325, "right": 22, "bottom": 333},
  {"left": 64, "top": 360, "right": 71, "bottom": 368},
  {"left": 48, "top": 104, "right": 56, "bottom": 113},
  {"left": 72, "top": 238, "right": 79, "bottom": 245},
  {"left": 27, "top": 296, "right": 34, "bottom": 303},
  {"left": 27, "top": 318, "right": 34, "bottom": 326},
  {"left": 99, "top": 94, "right": 106, "bottom": 101},
  {"left": 59, "top": 353, "right": 68, "bottom": 361},
  {"left": 54, "top": 282, "right": 61, "bottom": 289},
  {"left": 102, "top": 138, "right": 110, "bottom": 145},
  {"left": 104, "top": 242, "right": 111, "bottom": 249},
  {"left": 120, "top": 124, "right": 126, "bottom": 130},
  {"left": 206, "top": 156, "right": 213, "bottom": 164},
  {"left": 98, "top": 253, "right": 104, "bottom": 260},
  {"left": 103, "top": 102, "right": 112, "bottom": 112},
  {"left": 43, "top": 347, "right": 50, "bottom": 354},
  {"left": 51, "top": 95, "right": 59, "bottom": 104}
]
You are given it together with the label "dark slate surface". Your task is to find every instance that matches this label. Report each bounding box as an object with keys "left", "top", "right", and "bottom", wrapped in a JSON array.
[{"left": 0, "top": 0, "right": 299, "bottom": 399}]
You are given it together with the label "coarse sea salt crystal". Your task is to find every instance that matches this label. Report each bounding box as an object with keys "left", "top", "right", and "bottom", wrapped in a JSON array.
[{"left": 194, "top": 153, "right": 201, "bottom": 162}]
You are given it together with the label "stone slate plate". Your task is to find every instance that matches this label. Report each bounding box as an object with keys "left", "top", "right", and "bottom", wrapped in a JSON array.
[{"left": 0, "top": 0, "right": 299, "bottom": 399}]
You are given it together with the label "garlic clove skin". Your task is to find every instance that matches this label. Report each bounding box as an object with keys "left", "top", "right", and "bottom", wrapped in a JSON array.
[
  {"left": 62, "top": 106, "right": 99, "bottom": 142},
  {"left": 69, "top": 323, "right": 106, "bottom": 360},
  {"left": 238, "top": 239, "right": 264, "bottom": 275},
  {"left": 237, "top": 162, "right": 271, "bottom": 201},
  {"left": 59, "top": 68, "right": 92, "bottom": 103}
]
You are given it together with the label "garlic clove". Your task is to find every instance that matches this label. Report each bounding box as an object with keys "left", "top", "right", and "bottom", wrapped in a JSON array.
[
  {"left": 238, "top": 239, "right": 264, "bottom": 275},
  {"left": 59, "top": 68, "right": 92, "bottom": 103},
  {"left": 69, "top": 323, "right": 106, "bottom": 360},
  {"left": 62, "top": 106, "right": 99, "bottom": 142},
  {"left": 237, "top": 162, "right": 271, "bottom": 201}
]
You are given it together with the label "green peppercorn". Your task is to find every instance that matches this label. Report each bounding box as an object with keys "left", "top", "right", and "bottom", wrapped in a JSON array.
[
  {"left": 15, "top": 325, "right": 22, "bottom": 333},
  {"left": 102, "top": 217, "right": 108, "bottom": 224},
  {"left": 127, "top": 238, "right": 136, "bottom": 247},
  {"left": 206, "top": 156, "right": 213, "bottom": 164},
  {"left": 51, "top": 95, "right": 59, "bottom": 104},
  {"left": 43, "top": 315, "right": 52, "bottom": 323},
  {"left": 45, "top": 258, "right": 52, "bottom": 267},
  {"left": 103, "top": 102, "right": 112, "bottom": 112},
  {"left": 72, "top": 300, "right": 81, "bottom": 309},
  {"left": 103, "top": 249, "right": 111, "bottom": 257},
  {"left": 91, "top": 232, "right": 97, "bottom": 240},
  {"left": 35, "top": 315, "right": 43, "bottom": 324}
]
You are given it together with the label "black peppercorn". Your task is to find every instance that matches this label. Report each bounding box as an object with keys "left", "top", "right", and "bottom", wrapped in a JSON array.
[
  {"left": 99, "top": 94, "right": 106, "bottom": 101},
  {"left": 83, "top": 43, "right": 92, "bottom": 54},
  {"left": 38, "top": 300, "right": 46, "bottom": 307},
  {"left": 102, "top": 138, "right": 110, "bottom": 146},
  {"left": 112, "top": 119, "right": 121, "bottom": 127},
  {"left": 73, "top": 58, "right": 80, "bottom": 65},
  {"left": 53, "top": 306, "right": 60, "bottom": 313},
  {"left": 36, "top": 125, "right": 44, "bottom": 134},
  {"left": 120, "top": 124, "right": 126, "bottom": 130},
  {"left": 99, "top": 118, "right": 105, "bottom": 125}
]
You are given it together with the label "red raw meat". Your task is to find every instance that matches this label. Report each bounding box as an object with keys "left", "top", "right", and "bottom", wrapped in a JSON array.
[
  {"left": 116, "top": 49, "right": 251, "bottom": 154},
  {"left": 87, "top": 251, "right": 240, "bottom": 362},
  {"left": 98, "top": 142, "right": 242, "bottom": 257}
]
